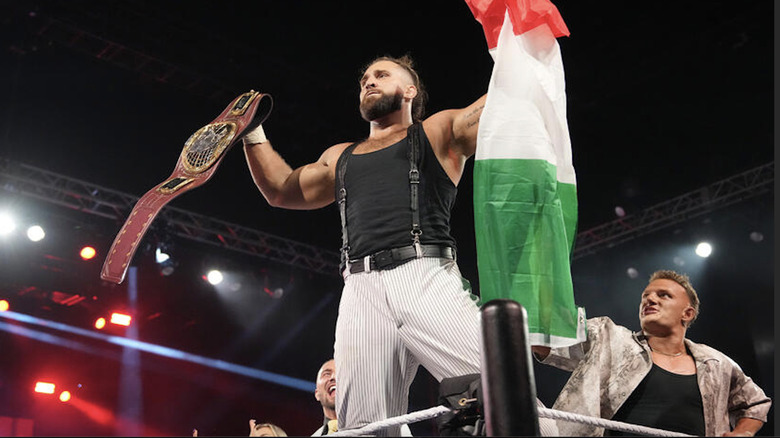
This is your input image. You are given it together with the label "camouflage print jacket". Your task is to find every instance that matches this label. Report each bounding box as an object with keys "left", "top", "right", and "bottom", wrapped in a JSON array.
[{"left": 540, "top": 316, "right": 771, "bottom": 436}]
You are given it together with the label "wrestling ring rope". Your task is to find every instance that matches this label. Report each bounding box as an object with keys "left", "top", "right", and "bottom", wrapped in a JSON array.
[
  {"left": 328, "top": 404, "right": 694, "bottom": 437},
  {"left": 330, "top": 300, "right": 695, "bottom": 437}
]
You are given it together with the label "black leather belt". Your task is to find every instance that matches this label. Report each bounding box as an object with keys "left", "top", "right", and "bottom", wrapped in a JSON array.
[{"left": 344, "top": 244, "right": 455, "bottom": 275}]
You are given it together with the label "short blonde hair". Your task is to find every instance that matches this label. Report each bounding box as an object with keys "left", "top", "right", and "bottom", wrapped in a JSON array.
[
  {"left": 649, "top": 270, "right": 700, "bottom": 327},
  {"left": 251, "top": 423, "right": 287, "bottom": 437}
]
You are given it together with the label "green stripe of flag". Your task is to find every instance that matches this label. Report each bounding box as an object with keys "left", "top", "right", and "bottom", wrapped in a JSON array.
[{"left": 474, "top": 158, "right": 580, "bottom": 341}]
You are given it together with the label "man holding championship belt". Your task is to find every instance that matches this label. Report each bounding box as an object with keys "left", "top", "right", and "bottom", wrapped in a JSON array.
[{"left": 241, "top": 55, "right": 488, "bottom": 436}]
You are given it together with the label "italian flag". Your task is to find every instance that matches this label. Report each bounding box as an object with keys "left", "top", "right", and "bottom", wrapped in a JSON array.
[{"left": 467, "top": 0, "right": 586, "bottom": 347}]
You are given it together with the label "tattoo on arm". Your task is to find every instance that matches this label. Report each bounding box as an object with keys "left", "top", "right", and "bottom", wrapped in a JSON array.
[{"left": 463, "top": 104, "right": 485, "bottom": 129}]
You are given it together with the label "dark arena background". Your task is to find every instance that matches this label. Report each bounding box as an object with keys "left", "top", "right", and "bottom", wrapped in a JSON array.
[{"left": 0, "top": 1, "right": 774, "bottom": 436}]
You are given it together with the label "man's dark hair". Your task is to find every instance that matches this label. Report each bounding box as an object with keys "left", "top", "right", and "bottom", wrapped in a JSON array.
[{"left": 361, "top": 54, "right": 428, "bottom": 122}]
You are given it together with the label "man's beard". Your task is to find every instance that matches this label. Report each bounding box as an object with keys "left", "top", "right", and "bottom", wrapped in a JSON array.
[{"left": 360, "top": 90, "right": 403, "bottom": 122}]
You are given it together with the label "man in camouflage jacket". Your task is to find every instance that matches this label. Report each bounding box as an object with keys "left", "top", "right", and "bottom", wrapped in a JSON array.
[{"left": 533, "top": 270, "right": 770, "bottom": 436}]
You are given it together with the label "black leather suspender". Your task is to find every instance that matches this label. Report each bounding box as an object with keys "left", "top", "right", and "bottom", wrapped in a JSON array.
[
  {"left": 337, "top": 142, "right": 360, "bottom": 269},
  {"left": 337, "top": 123, "right": 424, "bottom": 270},
  {"left": 408, "top": 123, "right": 423, "bottom": 257}
]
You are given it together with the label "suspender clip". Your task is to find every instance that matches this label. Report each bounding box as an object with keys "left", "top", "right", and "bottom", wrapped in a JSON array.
[
  {"left": 409, "top": 168, "right": 420, "bottom": 183},
  {"left": 412, "top": 232, "right": 423, "bottom": 258}
]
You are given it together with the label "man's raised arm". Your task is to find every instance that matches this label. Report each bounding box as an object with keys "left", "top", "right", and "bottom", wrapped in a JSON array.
[
  {"left": 242, "top": 125, "right": 349, "bottom": 210},
  {"left": 451, "top": 93, "right": 487, "bottom": 158},
  {"left": 426, "top": 93, "right": 487, "bottom": 160},
  {"left": 421, "top": 94, "right": 487, "bottom": 185}
]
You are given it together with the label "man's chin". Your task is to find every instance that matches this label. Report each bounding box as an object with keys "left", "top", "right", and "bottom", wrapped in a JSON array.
[
  {"left": 639, "top": 316, "right": 656, "bottom": 330},
  {"left": 359, "top": 92, "right": 402, "bottom": 122},
  {"left": 641, "top": 319, "right": 674, "bottom": 336},
  {"left": 639, "top": 312, "right": 658, "bottom": 323}
]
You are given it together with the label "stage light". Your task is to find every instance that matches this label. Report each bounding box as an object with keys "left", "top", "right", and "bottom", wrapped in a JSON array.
[
  {"left": 155, "top": 247, "right": 170, "bottom": 263},
  {"left": 263, "top": 286, "right": 284, "bottom": 299},
  {"left": 0, "top": 213, "right": 15, "bottom": 236},
  {"left": 34, "top": 382, "right": 55, "bottom": 394},
  {"left": 206, "top": 270, "right": 223, "bottom": 285},
  {"left": 750, "top": 231, "right": 764, "bottom": 242},
  {"left": 155, "top": 247, "right": 175, "bottom": 276},
  {"left": 110, "top": 313, "right": 132, "bottom": 327},
  {"left": 0, "top": 300, "right": 8, "bottom": 312},
  {"left": 695, "top": 242, "right": 712, "bottom": 258},
  {"left": 59, "top": 391, "right": 71, "bottom": 402},
  {"left": 26, "top": 225, "right": 45, "bottom": 242},
  {"left": 80, "top": 246, "right": 97, "bottom": 260},
  {"left": 626, "top": 267, "right": 638, "bottom": 279},
  {"left": 614, "top": 206, "right": 626, "bottom": 217},
  {"left": 94, "top": 317, "right": 106, "bottom": 329}
]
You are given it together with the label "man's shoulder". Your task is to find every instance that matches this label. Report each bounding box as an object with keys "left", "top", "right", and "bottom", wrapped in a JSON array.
[
  {"left": 586, "top": 316, "right": 632, "bottom": 333},
  {"left": 421, "top": 115, "right": 455, "bottom": 147},
  {"left": 321, "top": 141, "right": 357, "bottom": 165},
  {"left": 582, "top": 317, "right": 640, "bottom": 348},
  {"left": 327, "top": 142, "right": 356, "bottom": 154},
  {"left": 685, "top": 338, "right": 739, "bottom": 367}
]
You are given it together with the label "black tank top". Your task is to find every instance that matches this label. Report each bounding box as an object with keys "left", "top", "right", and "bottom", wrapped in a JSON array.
[
  {"left": 606, "top": 363, "right": 705, "bottom": 436},
  {"left": 334, "top": 124, "right": 457, "bottom": 259}
]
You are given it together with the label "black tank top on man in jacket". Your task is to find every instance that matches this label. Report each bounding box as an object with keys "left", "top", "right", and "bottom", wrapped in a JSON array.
[
  {"left": 334, "top": 123, "right": 457, "bottom": 259},
  {"left": 606, "top": 363, "right": 706, "bottom": 436}
]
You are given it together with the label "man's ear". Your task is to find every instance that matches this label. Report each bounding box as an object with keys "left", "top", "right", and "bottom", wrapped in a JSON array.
[
  {"left": 682, "top": 306, "right": 695, "bottom": 326},
  {"left": 404, "top": 85, "right": 418, "bottom": 100},
  {"left": 314, "top": 389, "right": 321, "bottom": 402}
]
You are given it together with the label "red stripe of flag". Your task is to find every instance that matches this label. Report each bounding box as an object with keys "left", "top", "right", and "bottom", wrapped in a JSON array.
[{"left": 465, "top": 0, "right": 570, "bottom": 49}]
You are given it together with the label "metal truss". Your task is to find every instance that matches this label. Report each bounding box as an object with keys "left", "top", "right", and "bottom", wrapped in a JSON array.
[
  {"left": 29, "top": 15, "right": 237, "bottom": 103},
  {"left": 0, "top": 157, "right": 341, "bottom": 276},
  {"left": 2, "top": 157, "right": 773, "bottom": 272},
  {"left": 573, "top": 162, "right": 774, "bottom": 260}
]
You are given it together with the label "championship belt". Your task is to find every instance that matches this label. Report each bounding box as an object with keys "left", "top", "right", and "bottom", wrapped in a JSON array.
[{"left": 100, "top": 90, "right": 273, "bottom": 284}]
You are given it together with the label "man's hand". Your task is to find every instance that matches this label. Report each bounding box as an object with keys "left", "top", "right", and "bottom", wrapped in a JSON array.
[
  {"left": 532, "top": 345, "right": 551, "bottom": 360},
  {"left": 722, "top": 418, "right": 763, "bottom": 436}
]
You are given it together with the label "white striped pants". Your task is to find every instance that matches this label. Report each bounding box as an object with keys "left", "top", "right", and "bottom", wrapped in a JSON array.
[{"left": 334, "top": 257, "right": 482, "bottom": 436}]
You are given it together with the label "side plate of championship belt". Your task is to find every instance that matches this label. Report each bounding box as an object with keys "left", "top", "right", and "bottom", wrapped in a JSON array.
[{"left": 100, "top": 90, "right": 272, "bottom": 284}]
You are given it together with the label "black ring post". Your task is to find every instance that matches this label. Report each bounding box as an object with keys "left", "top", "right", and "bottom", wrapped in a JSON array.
[{"left": 480, "top": 299, "right": 540, "bottom": 436}]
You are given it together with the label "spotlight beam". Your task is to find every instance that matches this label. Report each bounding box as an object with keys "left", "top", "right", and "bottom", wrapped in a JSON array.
[{"left": 0, "top": 311, "right": 315, "bottom": 392}]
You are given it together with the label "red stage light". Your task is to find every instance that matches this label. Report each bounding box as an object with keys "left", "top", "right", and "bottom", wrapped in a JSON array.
[
  {"left": 0, "top": 300, "right": 8, "bottom": 312},
  {"left": 110, "top": 312, "right": 132, "bottom": 326},
  {"left": 80, "top": 246, "right": 97, "bottom": 260},
  {"left": 59, "top": 391, "right": 72, "bottom": 402},
  {"left": 34, "top": 382, "right": 55, "bottom": 394},
  {"left": 94, "top": 317, "right": 106, "bottom": 329}
]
